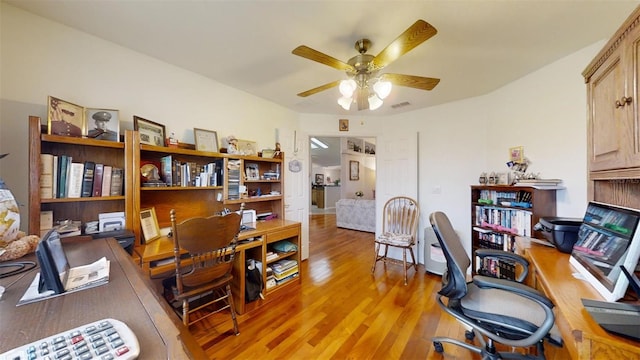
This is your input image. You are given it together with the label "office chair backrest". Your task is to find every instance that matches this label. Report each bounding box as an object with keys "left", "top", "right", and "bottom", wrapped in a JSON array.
[
  {"left": 429, "top": 211, "right": 470, "bottom": 300},
  {"left": 382, "top": 196, "right": 420, "bottom": 237},
  {"left": 170, "top": 210, "right": 241, "bottom": 290}
]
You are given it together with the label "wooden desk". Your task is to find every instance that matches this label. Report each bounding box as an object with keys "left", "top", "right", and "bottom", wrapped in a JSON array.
[
  {"left": 515, "top": 237, "right": 640, "bottom": 359},
  {"left": 135, "top": 219, "right": 302, "bottom": 314},
  {"left": 0, "top": 237, "right": 207, "bottom": 359}
]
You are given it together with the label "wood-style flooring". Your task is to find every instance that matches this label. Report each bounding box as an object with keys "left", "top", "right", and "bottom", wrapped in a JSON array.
[{"left": 188, "top": 214, "right": 492, "bottom": 359}]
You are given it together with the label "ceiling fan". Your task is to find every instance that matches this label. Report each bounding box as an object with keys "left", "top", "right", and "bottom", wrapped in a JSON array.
[{"left": 292, "top": 19, "right": 440, "bottom": 111}]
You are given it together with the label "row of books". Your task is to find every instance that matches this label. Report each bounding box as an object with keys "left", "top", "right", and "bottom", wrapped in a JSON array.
[
  {"left": 477, "top": 189, "right": 532, "bottom": 206},
  {"left": 40, "top": 154, "right": 123, "bottom": 199},
  {"left": 473, "top": 226, "right": 515, "bottom": 252},
  {"left": 474, "top": 206, "right": 532, "bottom": 236},
  {"left": 159, "top": 155, "right": 221, "bottom": 187},
  {"left": 476, "top": 255, "right": 516, "bottom": 281}
]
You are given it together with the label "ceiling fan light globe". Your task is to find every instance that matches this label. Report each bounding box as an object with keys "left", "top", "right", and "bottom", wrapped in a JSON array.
[
  {"left": 338, "top": 96, "right": 352, "bottom": 110},
  {"left": 368, "top": 94, "right": 383, "bottom": 110},
  {"left": 339, "top": 79, "right": 357, "bottom": 97},
  {"left": 374, "top": 80, "right": 392, "bottom": 99}
]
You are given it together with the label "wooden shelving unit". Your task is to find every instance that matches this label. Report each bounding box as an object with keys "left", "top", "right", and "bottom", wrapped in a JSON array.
[{"left": 470, "top": 185, "right": 558, "bottom": 279}]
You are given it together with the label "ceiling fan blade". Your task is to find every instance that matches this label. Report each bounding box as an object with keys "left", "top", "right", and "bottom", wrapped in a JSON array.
[
  {"left": 292, "top": 45, "right": 355, "bottom": 71},
  {"left": 356, "top": 90, "right": 369, "bottom": 111},
  {"left": 382, "top": 73, "right": 440, "bottom": 91},
  {"left": 371, "top": 20, "right": 437, "bottom": 70},
  {"left": 297, "top": 80, "right": 341, "bottom": 97}
]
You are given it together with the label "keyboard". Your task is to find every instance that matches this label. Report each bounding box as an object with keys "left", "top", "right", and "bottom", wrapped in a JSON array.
[
  {"left": 0, "top": 318, "right": 139, "bottom": 360},
  {"left": 582, "top": 298, "right": 640, "bottom": 341}
]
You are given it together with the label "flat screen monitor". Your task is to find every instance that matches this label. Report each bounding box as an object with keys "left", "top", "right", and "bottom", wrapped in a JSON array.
[
  {"left": 35, "top": 229, "right": 70, "bottom": 294},
  {"left": 569, "top": 201, "right": 640, "bottom": 302}
]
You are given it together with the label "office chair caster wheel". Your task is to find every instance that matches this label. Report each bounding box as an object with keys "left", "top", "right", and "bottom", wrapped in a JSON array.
[
  {"left": 465, "top": 330, "right": 475, "bottom": 340},
  {"left": 433, "top": 341, "right": 444, "bottom": 353}
]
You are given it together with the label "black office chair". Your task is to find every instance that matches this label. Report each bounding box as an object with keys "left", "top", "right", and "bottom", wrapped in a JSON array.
[{"left": 429, "top": 211, "right": 561, "bottom": 359}]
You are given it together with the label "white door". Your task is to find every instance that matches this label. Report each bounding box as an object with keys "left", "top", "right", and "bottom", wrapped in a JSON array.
[
  {"left": 278, "top": 128, "right": 310, "bottom": 260},
  {"left": 375, "top": 131, "right": 419, "bottom": 261}
]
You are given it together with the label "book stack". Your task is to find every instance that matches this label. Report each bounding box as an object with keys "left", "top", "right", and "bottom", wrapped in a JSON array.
[
  {"left": 270, "top": 259, "right": 299, "bottom": 285},
  {"left": 266, "top": 251, "right": 279, "bottom": 262}
]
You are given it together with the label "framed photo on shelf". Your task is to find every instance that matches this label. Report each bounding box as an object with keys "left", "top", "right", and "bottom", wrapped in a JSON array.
[
  {"left": 139, "top": 207, "right": 161, "bottom": 244},
  {"left": 245, "top": 163, "right": 260, "bottom": 180},
  {"left": 237, "top": 139, "right": 257, "bottom": 156},
  {"left": 47, "top": 96, "right": 85, "bottom": 137},
  {"left": 349, "top": 160, "right": 359, "bottom": 181},
  {"left": 194, "top": 128, "right": 219, "bottom": 152},
  {"left": 509, "top": 146, "right": 524, "bottom": 163},
  {"left": 134, "top": 116, "right": 165, "bottom": 147},
  {"left": 315, "top": 173, "right": 324, "bottom": 185},
  {"left": 85, "top": 108, "right": 119, "bottom": 142}
]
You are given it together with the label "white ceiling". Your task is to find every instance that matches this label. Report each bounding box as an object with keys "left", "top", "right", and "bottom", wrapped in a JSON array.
[{"left": 6, "top": 1, "right": 638, "bottom": 116}]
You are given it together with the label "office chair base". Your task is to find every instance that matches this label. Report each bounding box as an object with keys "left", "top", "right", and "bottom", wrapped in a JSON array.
[{"left": 432, "top": 337, "right": 547, "bottom": 360}]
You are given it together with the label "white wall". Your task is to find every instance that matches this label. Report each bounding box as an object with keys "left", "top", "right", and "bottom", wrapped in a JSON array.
[{"left": 0, "top": 3, "right": 299, "bottom": 230}]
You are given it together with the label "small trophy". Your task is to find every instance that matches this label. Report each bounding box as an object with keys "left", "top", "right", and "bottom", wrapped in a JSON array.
[{"left": 140, "top": 164, "right": 166, "bottom": 187}]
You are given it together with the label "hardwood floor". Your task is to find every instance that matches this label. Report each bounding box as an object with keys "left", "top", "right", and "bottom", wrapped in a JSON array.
[{"left": 188, "top": 214, "right": 481, "bottom": 359}]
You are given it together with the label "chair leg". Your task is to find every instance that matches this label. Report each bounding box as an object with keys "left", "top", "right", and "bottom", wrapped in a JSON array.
[
  {"left": 182, "top": 299, "right": 189, "bottom": 327},
  {"left": 226, "top": 284, "right": 240, "bottom": 335},
  {"left": 371, "top": 242, "right": 380, "bottom": 273},
  {"left": 409, "top": 246, "right": 417, "bottom": 270},
  {"left": 402, "top": 248, "right": 408, "bottom": 285}
]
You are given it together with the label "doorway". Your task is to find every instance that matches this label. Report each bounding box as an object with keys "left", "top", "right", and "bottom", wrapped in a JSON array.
[{"left": 309, "top": 136, "right": 376, "bottom": 216}]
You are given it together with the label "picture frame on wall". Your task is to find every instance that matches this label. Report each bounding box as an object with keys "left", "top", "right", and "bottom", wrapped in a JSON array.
[
  {"left": 339, "top": 119, "right": 349, "bottom": 131},
  {"left": 134, "top": 115, "right": 166, "bottom": 147},
  {"left": 315, "top": 173, "right": 324, "bottom": 185},
  {"left": 139, "top": 207, "right": 161, "bottom": 244},
  {"left": 194, "top": 128, "right": 219, "bottom": 152},
  {"left": 509, "top": 146, "right": 524, "bottom": 163},
  {"left": 47, "top": 96, "right": 85, "bottom": 137},
  {"left": 349, "top": 160, "right": 359, "bottom": 181},
  {"left": 85, "top": 108, "right": 119, "bottom": 142}
]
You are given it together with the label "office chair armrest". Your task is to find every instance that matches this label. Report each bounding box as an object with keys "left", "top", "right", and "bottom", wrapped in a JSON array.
[
  {"left": 473, "top": 275, "right": 554, "bottom": 309},
  {"left": 475, "top": 248, "right": 529, "bottom": 282}
]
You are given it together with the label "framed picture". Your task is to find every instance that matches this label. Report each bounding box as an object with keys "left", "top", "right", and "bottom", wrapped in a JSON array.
[
  {"left": 237, "top": 139, "right": 257, "bottom": 156},
  {"left": 339, "top": 119, "right": 349, "bottom": 131},
  {"left": 349, "top": 160, "right": 359, "bottom": 181},
  {"left": 194, "top": 128, "right": 219, "bottom": 152},
  {"left": 509, "top": 146, "right": 524, "bottom": 163},
  {"left": 85, "top": 108, "right": 119, "bottom": 142},
  {"left": 134, "top": 116, "right": 166, "bottom": 147},
  {"left": 245, "top": 163, "right": 260, "bottom": 180},
  {"left": 139, "top": 207, "right": 161, "bottom": 243},
  {"left": 47, "top": 96, "right": 85, "bottom": 137},
  {"left": 315, "top": 173, "right": 324, "bottom": 185}
]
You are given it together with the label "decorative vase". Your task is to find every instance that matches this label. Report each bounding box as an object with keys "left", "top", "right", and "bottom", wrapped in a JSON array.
[{"left": 0, "top": 154, "right": 20, "bottom": 243}]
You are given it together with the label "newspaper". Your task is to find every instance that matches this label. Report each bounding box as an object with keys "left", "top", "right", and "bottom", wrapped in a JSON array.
[
  {"left": 18, "top": 257, "right": 110, "bottom": 306},
  {"left": 64, "top": 256, "right": 110, "bottom": 291}
]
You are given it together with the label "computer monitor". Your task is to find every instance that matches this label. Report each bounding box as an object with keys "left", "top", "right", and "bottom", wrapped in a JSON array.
[
  {"left": 35, "top": 229, "right": 70, "bottom": 294},
  {"left": 569, "top": 201, "right": 640, "bottom": 302}
]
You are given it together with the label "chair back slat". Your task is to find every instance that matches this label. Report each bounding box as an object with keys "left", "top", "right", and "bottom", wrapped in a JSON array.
[{"left": 382, "top": 196, "right": 419, "bottom": 238}]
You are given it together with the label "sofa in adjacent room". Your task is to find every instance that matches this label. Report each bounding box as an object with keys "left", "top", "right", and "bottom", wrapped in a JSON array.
[{"left": 336, "top": 199, "right": 376, "bottom": 233}]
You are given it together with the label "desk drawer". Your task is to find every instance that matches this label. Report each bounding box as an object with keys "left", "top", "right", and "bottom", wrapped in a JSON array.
[{"left": 267, "top": 226, "right": 299, "bottom": 243}]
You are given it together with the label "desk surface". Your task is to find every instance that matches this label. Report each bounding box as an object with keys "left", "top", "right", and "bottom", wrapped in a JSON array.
[
  {"left": 0, "top": 237, "right": 207, "bottom": 359},
  {"left": 516, "top": 237, "right": 640, "bottom": 359}
]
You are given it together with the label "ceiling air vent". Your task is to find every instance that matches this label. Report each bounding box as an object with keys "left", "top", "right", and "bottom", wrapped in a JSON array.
[{"left": 391, "top": 101, "right": 411, "bottom": 109}]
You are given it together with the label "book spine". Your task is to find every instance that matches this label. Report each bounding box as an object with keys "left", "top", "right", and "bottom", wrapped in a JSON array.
[
  {"left": 64, "top": 156, "right": 73, "bottom": 198},
  {"left": 81, "top": 161, "right": 96, "bottom": 197},
  {"left": 57, "top": 155, "right": 68, "bottom": 198},
  {"left": 92, "top": 163, "right": 104, "bottom": 197},
  {"left": 39, "top": 154, "right": 54, "bottom": 199},
  {"left": 160, "top": 155, "right": 172, "bottom": 186},
  {"left": 110, "top": 168, "right": 123, "bottom": 196},
  {"left": 67, "top": 162, "right": 85, "bottom": 198},
  {"left": 52, "top": 155, "right": 58, "bottom": 199},
  {"left": 101, "top": 166, "right": 112, "bottom": 197}
]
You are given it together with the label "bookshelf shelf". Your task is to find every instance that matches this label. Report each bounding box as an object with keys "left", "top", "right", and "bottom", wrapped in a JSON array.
[
  {"left": 140, "top": 186, "right": 223, "bottom": 191},
  {"left": 40, "top": 196, "right": 126, "bottom": 204}
]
